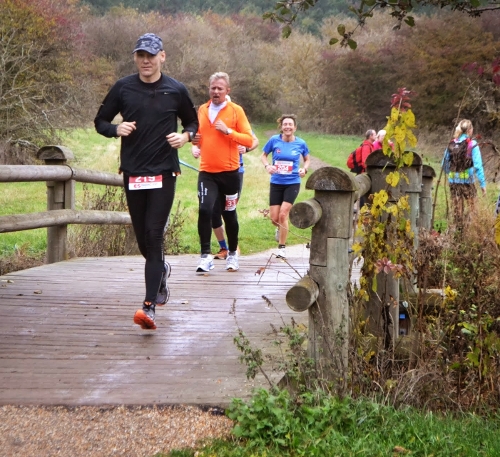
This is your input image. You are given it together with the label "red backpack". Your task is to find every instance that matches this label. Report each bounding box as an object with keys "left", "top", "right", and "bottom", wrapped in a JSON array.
[{"left": 346, "top": 144, "right": 363, "bottom": 174}]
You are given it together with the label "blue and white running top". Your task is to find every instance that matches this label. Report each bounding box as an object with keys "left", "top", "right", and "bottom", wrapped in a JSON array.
[{"left": 262, "top": 134, "right": 310, "bottom": 185}]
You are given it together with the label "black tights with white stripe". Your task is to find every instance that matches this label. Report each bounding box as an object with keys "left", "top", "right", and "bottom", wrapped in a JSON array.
[{"left": 124, "top": 173, "right": 176, "bottom": 303}]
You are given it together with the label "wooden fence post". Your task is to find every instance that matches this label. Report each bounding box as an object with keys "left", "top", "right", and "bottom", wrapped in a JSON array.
[
  {"left": 288, "top": 167, "right": 369, "bottom": 378},
  {"left": 365, "top": 150, "right": 423, "bottom": 346},
  {"left": 419, "top": 165, "right": 436, "bottom": 231},
  {"left": 36, "top": 146, "right": 75, "bottom": 263}
]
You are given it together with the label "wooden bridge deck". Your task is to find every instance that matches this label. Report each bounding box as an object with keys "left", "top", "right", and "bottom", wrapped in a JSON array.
[{"left": 0, "top": 245, "right": 312, "bottom": 407}]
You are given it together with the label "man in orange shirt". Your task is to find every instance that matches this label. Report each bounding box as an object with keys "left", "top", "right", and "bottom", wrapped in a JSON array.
[{"left": 195, "top": 72, "right": 253, "bottom": 273}]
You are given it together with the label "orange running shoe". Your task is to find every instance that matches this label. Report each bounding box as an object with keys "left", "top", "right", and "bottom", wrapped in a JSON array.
[
  {"left": 214, "top": 248, "right": 229, "bottom": 260},
  {"left": 133, "top": 302, "right": 156, "bottom": 330}
]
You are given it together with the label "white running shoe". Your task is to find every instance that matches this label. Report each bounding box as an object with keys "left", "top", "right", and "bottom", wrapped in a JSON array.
[
  {"left": 226, "top": 252, "right": 239, "bottom": 271},
  {"left": 196, "top": 254, "right": 214, "bottom": 273},
  {"left": 276, "top": 247, "right": 287, "bottom": 259},
  {"left": 274, "top": 228, "right": 280, "bottom": 242}
]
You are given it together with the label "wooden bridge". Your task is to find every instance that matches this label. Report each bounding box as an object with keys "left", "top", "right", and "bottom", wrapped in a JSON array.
[
  {"left": 0, "top": 148, "right": 428, "bottom": 408},
  {"left": 0, "top": 246, "right": 312, "bottom": 407}
]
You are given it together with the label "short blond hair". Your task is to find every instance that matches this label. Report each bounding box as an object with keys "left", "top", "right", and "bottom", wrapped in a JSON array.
[{"left": 209, "top": 72, "right": 230, "bottom": 87}]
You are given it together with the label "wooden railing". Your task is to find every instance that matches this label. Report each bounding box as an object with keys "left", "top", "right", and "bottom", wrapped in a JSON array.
[
  {"left": 0, "top": 145, "right": 130, "bottom": 263},
  {"left": 285, "top": 150, "right": 436, "bottom": 375}
]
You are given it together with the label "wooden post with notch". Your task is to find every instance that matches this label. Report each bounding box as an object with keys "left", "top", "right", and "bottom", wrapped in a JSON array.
[
  {"left": 36, "top": 146, "right": 75, "bottom": 264},
  {"left": 287, "top": 167, "right": 369, "bottom": 378}
]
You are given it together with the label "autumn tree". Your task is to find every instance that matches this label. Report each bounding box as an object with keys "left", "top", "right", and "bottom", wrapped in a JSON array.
[
  {"left": 267, "top": 0, "right": 500, "bottom": 46},
  {"left": 0, "top": 0, "right": 112, "bottom": 164}
]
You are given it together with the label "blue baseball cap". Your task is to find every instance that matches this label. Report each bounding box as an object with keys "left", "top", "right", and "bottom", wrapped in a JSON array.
[{"left": 132, "top": 33, "right": 163, "bottom": 55}]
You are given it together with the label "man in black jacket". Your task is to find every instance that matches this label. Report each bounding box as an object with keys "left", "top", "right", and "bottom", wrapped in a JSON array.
[{"left": 94, "top": 33, "right": 198, "bottom": 330}]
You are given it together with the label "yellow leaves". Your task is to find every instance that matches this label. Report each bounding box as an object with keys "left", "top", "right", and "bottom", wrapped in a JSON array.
[
  {"left": 398, "top": 196, "right": 410, "bottom": 211},
  {"left": 372, "top": 190, "right": 388, "bottom": 209},
  {"left": 401, "top": 109, "right": 416, "bottom": 128},
  {"left": 444, "top": 285, "right": 457, "bottom": 302},
  {"left": 357, "top": 278, "right": 370, "bottom": 301},
  {"left": 384, "top": 124, "right": 394, "bottom": 142},
  {"left": 386, "top": 171, "right": 400, "bottom": 187},
  {"left": 352, "top": 242, "right": 363, "bottom": 254},
  {"left": 364, "top": 350, "right": 375, "bottom": 362},
  {"left": 406, "top": 130, "right": 418, "bottom": 148},
  {"left": 390, "top": 107, "right": 399, "bottom": 122},
  {"left": 402, "top": 151, "right": 414, "bottom": 167},
  {"left": 386, "top": 205, "right": 399, "bottom": 216},
  {"left": 394, "top": 125, "right": 407, "bottom": 144},
  {"left": 356, "top": 102, "right": 418, "bottom": 306},
  {"left": 382, "top": 139, "right": 393, "bottom": 157}
]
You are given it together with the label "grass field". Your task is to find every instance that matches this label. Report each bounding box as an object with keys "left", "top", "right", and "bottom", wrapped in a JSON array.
[
  {"left": 0, "top": 124, "right": 366, "bottom": 257},
  {"left": 2, "top": 124, "right": 498, "bottom": 257}
]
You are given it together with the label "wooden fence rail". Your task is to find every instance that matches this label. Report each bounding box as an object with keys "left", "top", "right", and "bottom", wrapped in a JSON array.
[{"left": 0, "top": 145, "right": 130, "bottom": 263}]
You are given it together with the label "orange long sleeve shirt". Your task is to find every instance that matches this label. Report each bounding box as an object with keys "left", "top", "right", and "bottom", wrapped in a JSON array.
[{"left": 198, "top": 101, "right": 253, "bottom": 173}]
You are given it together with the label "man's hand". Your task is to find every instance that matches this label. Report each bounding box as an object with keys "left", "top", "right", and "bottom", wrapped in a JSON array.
[
  {"left": 214, "top": 120, "right": 229, "bottom": 134},
  {"left": 116, "top": 121, "right": 136, "bottom": 137},
  {"left": 192, "top": 145, "right": 201, "bottom": 159},
  {"left": 166, "top": 132, "right": 189, "bottom": 149}
]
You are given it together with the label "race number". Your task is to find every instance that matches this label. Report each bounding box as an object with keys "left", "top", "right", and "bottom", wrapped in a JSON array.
[
  {"left": 275, "top": 160, "right": 293, "bottom": 175},
  {"left": 129, "top": 175, "right": 163, "bottom": 190},
  {"left": 225, "top": 193, "right": 239, "bottom": 211}
]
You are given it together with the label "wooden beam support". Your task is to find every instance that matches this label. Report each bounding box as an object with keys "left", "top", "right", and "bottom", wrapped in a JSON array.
[{"left": 286, "top": 275, "right": 319, "bottom": 312}]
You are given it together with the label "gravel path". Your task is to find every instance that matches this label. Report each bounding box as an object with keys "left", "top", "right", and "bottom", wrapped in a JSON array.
[{"left": 0, "top": 405, "right": 233, "bottom": 456}]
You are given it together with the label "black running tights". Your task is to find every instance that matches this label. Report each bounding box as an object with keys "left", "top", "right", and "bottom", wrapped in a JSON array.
[
  {"left": 198, "top": 170, "right": 240, "bottom": 254},
  {"left": 124, "top": 174, "right": 176, "bottom": 303}
]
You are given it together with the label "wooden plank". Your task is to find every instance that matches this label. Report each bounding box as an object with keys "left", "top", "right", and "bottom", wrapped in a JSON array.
[{"left": 0, "top": 248, "right": 310, "bottom": 407}]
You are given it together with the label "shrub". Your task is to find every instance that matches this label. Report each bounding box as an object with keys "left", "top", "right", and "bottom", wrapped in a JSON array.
[{"left": 68, "top": 185, "right": 137, "bottom": 257}]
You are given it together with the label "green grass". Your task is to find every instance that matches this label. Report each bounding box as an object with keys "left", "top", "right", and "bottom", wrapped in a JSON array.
[
  {"left": 4, "top": 125, "right": 497, "bottom": 257},
  {"left": 0, "top": 181, "right": 48, "bottom": 255},
  {"left": 160, "top": 390, "right": 500, "bottom": 457},
  {"left": 1, "top": 125, "right": 363, "bottom": 257}
]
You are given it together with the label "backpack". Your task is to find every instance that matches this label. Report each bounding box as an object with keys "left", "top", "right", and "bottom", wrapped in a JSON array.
[
  {"left": 447, "top": 138, "right": 474, "bottom": 173},
  {"left": 347, "top": 144, "right": 363, "bottom": 174}
]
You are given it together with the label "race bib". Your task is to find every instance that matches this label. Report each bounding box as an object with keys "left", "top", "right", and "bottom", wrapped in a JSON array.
[
  {"left": 275, "top": 160, "right": 293, "bottom": 175},
  {"left": 225, "top": 193, "right": 239, "bottom": 211},
  {"left": 129, "top": 175, "right": 163, "bottom": 190}
]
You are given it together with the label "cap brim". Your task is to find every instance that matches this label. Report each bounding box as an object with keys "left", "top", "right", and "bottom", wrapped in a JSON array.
[{"left": 132, "top": 47, "right": 161, "bottom": 55}]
